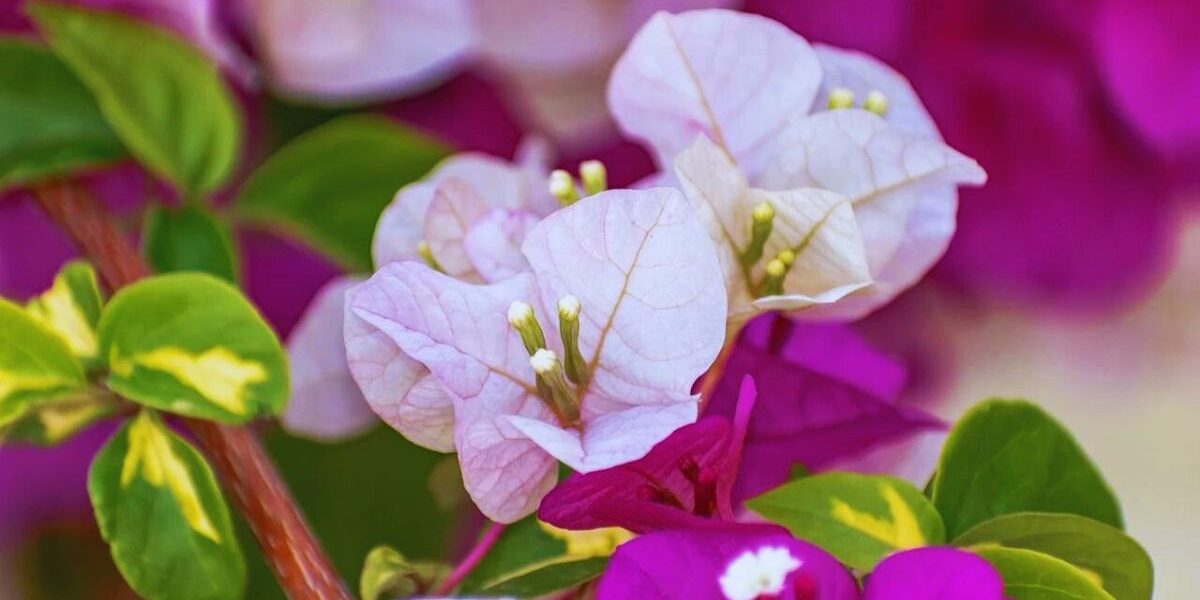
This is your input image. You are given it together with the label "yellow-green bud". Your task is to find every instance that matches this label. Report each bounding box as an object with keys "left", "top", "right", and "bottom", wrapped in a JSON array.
[
  {"left": 863, "top": 89, "right": 888, "bottom": 116},
  {"left": 417, "top": 240, "right": 444, "bottom": 273},
  {"left": 827, "top": 87, "right": 855, "bottom": 110},
  {"left": 580, "top": 160, "right": 608, "bottom": 196},
  {"left": 530, "top": 349, "right": 581, "bottom": 426},
  {"left": 776, "top": 249, "right": 796, "bottom": 268},
  {"left": 508, "top": 301, "right": 547, "bottom": 355},
  {"left": 549, "top": 169, "right": 579, "bottom": 206},
  {"left": 760, "top": 258, "right": 787, "bottom": 296},
  {"left": 557, "top": 295, "right": 588, "bottom": 385},
  {"left": 740, "top": 202, "right": 776, "bottom": 269}
]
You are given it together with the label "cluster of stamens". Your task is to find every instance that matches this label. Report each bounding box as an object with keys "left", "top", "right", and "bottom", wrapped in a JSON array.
[
  {"left": 550, "top": 160, "right": 608, "bottom": 206},
  {"left": 827, "top": 87, "right": 889, "bottom": 116},
  {"left": 508, "top": 296, "right": 590, "bottom": 426},
  {"left": 739, "top": 201, "right": 798, "bottom": 298}
]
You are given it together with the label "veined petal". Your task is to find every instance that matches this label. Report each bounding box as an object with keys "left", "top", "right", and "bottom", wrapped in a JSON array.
[
  {"left": 373, "top": 180, "right": 437, "bottom": 268},
  {"left": 463, "top": 208, "right": 539, "bottom": 282},
  {"left": 521, "top": 188, "right": 727, "bottom": 416},
  {"left": 758, "top": 110, "right": 986, "bottom": 319},
  {"left": 609, "top": 9, "right": 822, "bottom": 171},
  {"left": 814, "top": 44, "right": 941, "bottom": 139},
  {"left": 423, "top": 177, "right": 489, "bottom": 280}
]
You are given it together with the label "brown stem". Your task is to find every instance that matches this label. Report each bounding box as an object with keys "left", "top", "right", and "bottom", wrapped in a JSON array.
[{"left": 32, "top": 182, "right": 352, "bottom": 600}]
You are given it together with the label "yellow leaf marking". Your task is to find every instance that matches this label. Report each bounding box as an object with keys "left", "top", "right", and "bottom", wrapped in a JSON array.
[
  {"left": 539, "top": 521, "right": 634, "bottom": 558},
  {"left": 26, "top": 277, "right": 97, "bottom": 359},
  {"left": 112, "top": 346, "right": 266, "bottom": 416},
  {"left": 830, "top": 483, "right": 925, "bottom": 549},
  {"left": 120, "top": 412, "right": 221, "bottom": 542},
  {"left": 0, "top": 370, "right": 78, "bottom": 405}
]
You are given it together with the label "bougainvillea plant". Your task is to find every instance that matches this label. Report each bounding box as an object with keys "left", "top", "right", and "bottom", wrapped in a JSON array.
[{"left": 0, "top": 3, "right": 1154, "bottom": 600}]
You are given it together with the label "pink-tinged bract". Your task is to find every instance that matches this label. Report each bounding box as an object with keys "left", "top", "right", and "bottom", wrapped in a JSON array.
[{"left": 348, "top": 188, "right": 726, "bottom": 522}]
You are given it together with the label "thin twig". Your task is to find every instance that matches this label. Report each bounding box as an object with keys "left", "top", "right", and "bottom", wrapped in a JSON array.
[
  {"left": 434, "top": 521, "right": 507, "bottom": 595},
  {"left": 32, "top": 181, "right": 351, "bottom": 600}
]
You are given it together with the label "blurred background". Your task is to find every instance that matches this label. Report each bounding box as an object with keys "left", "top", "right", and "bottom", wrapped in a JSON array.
[{"left": 1, "top": 0, "right": 1197, "bottom": 597}]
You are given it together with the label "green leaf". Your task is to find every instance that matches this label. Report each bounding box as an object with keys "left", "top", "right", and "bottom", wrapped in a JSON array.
[
  {"left": 932, "top": 399, "right": 1122, "bottom": 539},
  {"left": 29, "top": 2, "right": 240, "bottom": 194},
  {"left": 25, "top": 260, "right": 104, "bottom": 364},
  {"left": 234, "top": 115, "right": 446, "bottom": 271},
  {"left": 459, "top": 518, "right": 567, "bottom": 593},
  {"left": 97, "top": 273, "right": 287, "bottom": 423},
  {"left": 1, "top": 388, "right": 117, "bottom": 446},
  {"left": 974, "top": 546, "right": 1115, "bottom": 600},
  {"left": 0, "top": 38, "right": 125, "bottom": 189},
  {"left": 746, "top": 472, "right": 944, "bottom": 571},
  {"left": 0, "top": 297, "right": 88, "bottom": 428},
  {"left": 481, "top": 557, "right": 609, "bottom": 598},
  {"left": 359, "top": 545, "right": 447, "bottom": 600},
  {"left": 143, "top": 204, "right": 239, "bottom": 282},
  {"left": 955, "top": 513, "right": 1152, "bottom": 600},
  {"left": 89, "top": 411, "right": 245, "bottom": 600}
]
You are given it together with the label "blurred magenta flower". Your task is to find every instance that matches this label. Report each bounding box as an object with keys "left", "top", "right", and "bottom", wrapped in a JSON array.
[
  {"left": 347, "top": 188, "right": 726, "bottom": 522},
  {"left": 595, "top": 526, "right": 857, "bottom": 600},
  {"left": 862, "top": 546, "right": 1004, "bottom": 600},
  {"left": 707, "top": 315, "right": 944, "bottom": 501}
]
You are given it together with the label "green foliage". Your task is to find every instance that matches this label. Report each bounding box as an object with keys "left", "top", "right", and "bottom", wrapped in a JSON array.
[
  {"left": 359, "top": 545, "right": 447, "bottom": 600},
  {"left": 97, "top": 273, "right": 287, "bottom": 423},
  {"left": 143, "top": 204, "right": 239, "bottom": 282},
  {"left": 932, "top": 399, "right": 1122, "bottom": 538},
  {"left": 1, "top": 389, "right": 116, "bottom": 446},
  {"left": 956, "top": 513, "right": 1152, "bottom": 600},
  {"left": 0, "top": 38, "right": 125, "bottom": 189},
  {"left": 234, "top": 115, "right": 447, "bottom": 271},
  {"left": 25, "top": 260, "right": 104, "bottom": 365},
  {"left": 747, "top": 472, "right": 944, "bottom": 570},
  {"left": 975, "top": 546, "right": 1115, "bottom": 600},
  {"left": 0, "top": 297, "right": 88, "bottom": 431},
  {"left": 481, "top": 557, "right": 609, "bottom": 598},
  {"left": 459, "top": 518, "right": 567, "bottom": 593},
  {"left": 89, "top": 411, "right": 245, "bottom": 600},
  {"left": 29, "top": 2, "right": 240, "bottom": 195}
]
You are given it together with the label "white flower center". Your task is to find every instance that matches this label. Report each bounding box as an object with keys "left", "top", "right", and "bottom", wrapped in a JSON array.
[{"left": 718, "top": 546, "right": 802, "bottom": 600}]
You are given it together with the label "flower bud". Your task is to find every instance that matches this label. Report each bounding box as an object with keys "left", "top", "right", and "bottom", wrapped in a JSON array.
[
  {"left": 530, "top": 349, "right": 581, "bottom": 425},
  {"left": 740, "top": 202, "right": 776, "bottom": 269},
  {"left": 760, "top": 258, "right": 787, "bottom": 296},
  {"left": 549, "top": 169, "right": 579, "bottom": 206},
  {"left": 580, "top": 160, "right": 608, "bottom": 196},
  {"left": 557, "top": 295, "right": 588, "bottom": 385},
  {"left": 827, "top": 87, "right": 855, "bottom": 110},
  {"left": 864, "top": 89, "right": 888, "bottom": 116},
  {"left": 508, "top": 301, "right": 547, "bottom": 355}
]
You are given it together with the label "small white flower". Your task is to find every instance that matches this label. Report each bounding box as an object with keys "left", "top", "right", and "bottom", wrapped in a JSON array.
[{"left": 718, "top": 546, "right": 802, "bottom": 600}]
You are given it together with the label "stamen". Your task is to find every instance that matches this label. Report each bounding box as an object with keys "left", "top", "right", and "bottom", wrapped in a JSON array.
[
  {"left": 530, "top": 349, "right": 581, "bottom": 426},
  {"left": 827, "top": 87, "right": 855, "bottom": 110},
  {"left": 508, "top": 301, "right": 547, "bottom": 355},
  {"left": 864, "top": 89, "right": 889, "bottom": 116},
  {"left": 760, "top": 258, "right": 787, "bottom": 297},
  {"left": 557, "top": 295, "right": 589, "bottom": 385},
  {"left": 579, "top": 160, "right": 607, "bottom": 196},
  {"left": 549, "top": 169, "right": 579, "bottom": 206},
  {"left": 739, "top": 202, "right": 775, "bottom": 269},
  {"left": 416, "top": 240, "right": 444, "bottom": 273}
]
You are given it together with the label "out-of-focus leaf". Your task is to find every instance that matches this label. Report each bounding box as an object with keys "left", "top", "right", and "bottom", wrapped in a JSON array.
[
  {"left": 359, "top": 545, "right": 447, "bottom": 600},
  {"left": 747, "top": 472, "right": 945, "bottom": 571},
  {"left": 0, "top": 297, "right": 88, "bottom": 431},
  {"left": 974, "top": 546, "right": 1115, "bottom": 600},
  {"left": 955, "top": 513, "right": 1152, "bottom": 600},
  {"left": 234, "top": 115, "right": 446, "bottom": 271},
  {"left": 0, "top": 38, "right": 125, "bottom": 189},
  {"left": 481, "top": 556, "right": 608, "bottom": 597},
  {"left": 29, "top": 2, "right": 240, "bottom": 194},
  {"left": 932, "top": 399, "right": 1122, "bottom": 538},
  {"left": 24, "top": 260, "right": 104, "bottom": 365},
  {"left": 89, "top": 411, "right": 245, "bottom": 600},
  {"left": 0, "top": 388, "right": 116, "bottom": 446},
  {"left": 459, "top": 517, "right": 566, "bottom": 594},
  {"left": 97, "top": 273, "right": 287, "bottom": 423},
  {"left": 143, "top": 204, "right": 239, "bottom": 282}
]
